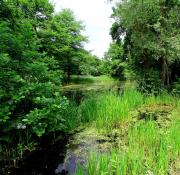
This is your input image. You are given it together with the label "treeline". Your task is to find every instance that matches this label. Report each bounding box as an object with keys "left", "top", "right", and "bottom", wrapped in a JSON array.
[
  {"left": 0, "top": 0, "right": 102, "bottom": 165},
  {"left": 105, "top": 0, "right": 180, "bottom": 93}
]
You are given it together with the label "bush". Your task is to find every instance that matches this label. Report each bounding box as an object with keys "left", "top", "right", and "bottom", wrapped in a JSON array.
[
  {"left": 137, "top": 70, "right": 164, "bottom": 95},
  {"left": 110, "top": 61, "right": 126, "bottom": 79},
  {"left": 172, "top": 79, "right": 180, "bottom": 96}
]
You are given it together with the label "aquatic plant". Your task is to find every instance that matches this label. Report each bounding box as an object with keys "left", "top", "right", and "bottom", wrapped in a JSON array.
[
  {"left": 79, "top": 88, "right": 144, "bottom": 130},
  {"left": 76, "top": 117, "right": 180, "bottom": 175},
  {"left": 76, "top": 89, "right": 180, "bottom": 175}
]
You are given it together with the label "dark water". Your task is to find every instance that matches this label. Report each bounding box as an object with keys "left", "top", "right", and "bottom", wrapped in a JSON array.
[
  {"left": 61, "top": 81, "right": 123, "bottom": 104},
  {"left": 6, "top": 137, "right": 69, "bottom": 175},
  {"left": 4, "top": 80, "right": 122, "bottom": 175}
]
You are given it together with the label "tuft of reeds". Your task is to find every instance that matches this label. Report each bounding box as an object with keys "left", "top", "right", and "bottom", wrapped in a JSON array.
[
  {"left": 75, "top": 88, "right": 180, "bottom": 175},
  {"left": 79, "top": 88, "right": 144, "bottom": 130}
]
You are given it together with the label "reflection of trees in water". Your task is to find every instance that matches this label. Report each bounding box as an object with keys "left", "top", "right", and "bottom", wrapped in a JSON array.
[
  {"left": 11, "top": 137, "right": 68, "bottom": 175},
  {"left": 62, "top": 83, "right": 122, "bottom": 105}
]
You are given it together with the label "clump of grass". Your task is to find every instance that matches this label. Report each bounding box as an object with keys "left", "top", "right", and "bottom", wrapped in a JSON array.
[
  {"left": 145, "top": 92, "right": 178, "bottom": 106},
  {"left": 62, "top": 101, "right": 79, "bottom": 131},
  {"left": 128, "top": 120, "right": 170, "bottom": 175},
  {"left": 79, "top": 87, "right": 178, "bottom": 131},
  {"left": 79, "top": 88, "right": 144, "bottom": 130}
]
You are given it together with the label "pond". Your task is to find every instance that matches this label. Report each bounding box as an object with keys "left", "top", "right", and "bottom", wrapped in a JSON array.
[
  {"left": 9, "top": 78, "right": 122, "bottom": 175},
  {"left": 61, "top": 78, "right": 123, "bottom": 104}
]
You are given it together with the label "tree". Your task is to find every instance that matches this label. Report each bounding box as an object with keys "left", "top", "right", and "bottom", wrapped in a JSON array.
[
  {"left": 111, "top": 0, "right": 180, "bottom": 88},
  {"left": 103, "top": 42, "right": 126, "bottom": 78},
  {"left": 0, "top": 0, "right": 72, "bottom": 161},
  {"left": 39, "top": 9, "right": 87, "bottom": 80},
  {"left": 78, "top": 50, "right": 102, "bottom": 76}
]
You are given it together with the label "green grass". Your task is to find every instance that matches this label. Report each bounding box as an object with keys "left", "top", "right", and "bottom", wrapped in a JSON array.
[
  {"left": 75, "top": 88, "right": 180, "bottom": 175},
  {"left": 79, "top": 88, "right": 144, "bottom": 130},
  {"left": 79, "top": 88, "right": 178, "bottom": 129},
  {"left": 76, "top": 117, "right": 180, "bottom": 175}
]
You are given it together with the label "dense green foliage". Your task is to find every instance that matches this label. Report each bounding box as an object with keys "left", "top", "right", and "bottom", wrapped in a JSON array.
[
  {"left": 0, "top": 0, "right": 66, "bottom": 159},
  {"left": 110, "top": 0, "right": 180, "bottom": 92},
  {"left": 102, "top": 42, "right": 127, "bottom": 79},
  {"left": 39, "top": 8, "right": 86, "bottom": 80},
  {"left": 0, "top": 0, "right": 100, "bottom": 163}
]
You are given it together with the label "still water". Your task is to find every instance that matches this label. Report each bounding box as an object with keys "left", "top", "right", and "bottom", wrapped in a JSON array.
[{"left": 9, "top": 79, "right": 122, "bottom": 175}]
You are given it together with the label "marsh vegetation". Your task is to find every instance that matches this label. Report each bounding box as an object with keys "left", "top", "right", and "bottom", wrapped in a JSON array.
[{"left": 0, "top": 0, "right": 180, "bottom": 174}]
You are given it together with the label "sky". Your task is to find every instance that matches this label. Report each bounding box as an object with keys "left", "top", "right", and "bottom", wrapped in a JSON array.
[{"left": 52, "top": 0, "right": 114, "bottom": 58}]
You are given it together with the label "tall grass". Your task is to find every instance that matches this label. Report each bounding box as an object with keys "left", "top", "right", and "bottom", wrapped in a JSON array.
[
  {"left": 75, "top": 88, "right": 180, "bottom": 175},
  {"left": 76, "top": 118, "right": 180, "bottom": 175},
  {"left": 79, "top": 88, "right": 144, "bottom": 130},
  {"left": 145, "top": 92, "right": 178, "bottom": 106},
  {"left": 79, "top": 87, "right": 178, "bottom": 130}
]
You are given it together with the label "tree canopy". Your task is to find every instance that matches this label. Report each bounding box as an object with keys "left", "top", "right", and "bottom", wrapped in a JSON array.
[{"left": 111, "top": 0, "right": 180, "bottom": 90}]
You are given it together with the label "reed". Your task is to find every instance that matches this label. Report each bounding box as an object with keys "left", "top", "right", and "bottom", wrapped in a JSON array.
[
  {"left": 75, "top": 88, "right": 180, "bottom": 175},
  {"left": 79, "top": 88, "right": 144, "bottom": 130}
]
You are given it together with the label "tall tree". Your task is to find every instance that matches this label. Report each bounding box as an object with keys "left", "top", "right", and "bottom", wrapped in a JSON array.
[
  {"left": 111, "top": 0, "right": 180, "bottom": 87},
  {"left": 0, "top": 0, "right": 70, "bottom": 160},
  {"left": 39, "top": 9, "right": 87, "bottom": 80},
  {"left": 103, "top": 42, "right": 126, "bottom": 78}
]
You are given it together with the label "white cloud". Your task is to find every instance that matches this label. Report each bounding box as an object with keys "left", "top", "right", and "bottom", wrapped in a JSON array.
[{"left": 51, "top": 0, "right": 113, "bottom": 58}]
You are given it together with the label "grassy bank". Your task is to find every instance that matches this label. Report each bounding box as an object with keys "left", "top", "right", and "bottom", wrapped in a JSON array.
[
  {"left": 68, "top": 75, "right": 117, "bottom": 84},
  {"left": 2, "top": 85, "right": 179, "bottom": 174},
  {"left": 61, "top": 75, "right": 121, "bottom": 93},
  {"left": 75, "top": 88, "right": 180, "bottom": 175}
]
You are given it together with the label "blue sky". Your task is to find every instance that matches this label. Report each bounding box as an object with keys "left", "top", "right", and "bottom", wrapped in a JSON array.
[{"left": 52, "top": 0, "right": 114, "bottom": 58}]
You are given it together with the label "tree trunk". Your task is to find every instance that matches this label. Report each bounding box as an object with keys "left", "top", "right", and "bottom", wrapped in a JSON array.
[
  {"left": 161, "top": 57, "right": 170, "bottom": 86},
  {"left": 67, "top": 66, "right": 71, "bottom": 83}
]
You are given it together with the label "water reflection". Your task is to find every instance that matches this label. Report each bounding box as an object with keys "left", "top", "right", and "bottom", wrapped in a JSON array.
[
  {"left": 61, "top": 80, "right": 123, "bottom": 105},
  {"left": 9, "top": 80, "right": 122, "bottom": 175}
]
